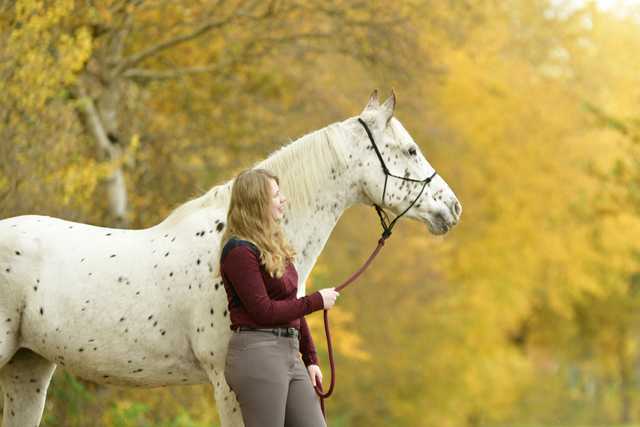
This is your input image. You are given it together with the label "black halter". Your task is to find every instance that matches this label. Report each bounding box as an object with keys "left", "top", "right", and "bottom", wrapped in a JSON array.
[{"left": 358, "top": 118, "right": 437, "bottom": 239}]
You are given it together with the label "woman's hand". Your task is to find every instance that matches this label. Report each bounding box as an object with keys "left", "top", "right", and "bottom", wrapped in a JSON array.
[
  {"left": 318, "top": 287, "right": 339, "bottom": 310},
  {"left": 307, "top": 364, "right": 323, "bottom": 387}
]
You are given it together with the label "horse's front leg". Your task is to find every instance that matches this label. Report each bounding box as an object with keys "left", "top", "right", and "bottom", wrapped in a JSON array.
[
  {"left": 211, "top": 369, "right": 243, "bottom": 427},
  {"left": 192, "top": 333, "right": 243, "bottom": 427}
]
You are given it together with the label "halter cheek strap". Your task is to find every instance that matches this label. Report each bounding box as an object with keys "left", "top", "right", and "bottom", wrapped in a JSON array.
[{"left": 357, "top": 118, "right": 437, "bottom": 239}]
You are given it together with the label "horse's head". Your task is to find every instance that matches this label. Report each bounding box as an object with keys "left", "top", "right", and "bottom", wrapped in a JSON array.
[{"left": 350, "top": 89, "right": 461, "bottom": 236}]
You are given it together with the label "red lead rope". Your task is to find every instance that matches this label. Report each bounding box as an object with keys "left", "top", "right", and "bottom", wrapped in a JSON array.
[{"left": 314, "top": 237, "right": 386, "bottom": 419}]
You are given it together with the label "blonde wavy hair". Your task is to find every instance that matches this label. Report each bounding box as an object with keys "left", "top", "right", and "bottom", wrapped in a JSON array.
[{"left": 219, "top": 168, "right": 296, "bottom": 279}]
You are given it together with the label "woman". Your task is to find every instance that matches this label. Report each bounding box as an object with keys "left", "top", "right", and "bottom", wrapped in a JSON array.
[{"left": 219, "top": 168, "right": 339, "bottom": 427}]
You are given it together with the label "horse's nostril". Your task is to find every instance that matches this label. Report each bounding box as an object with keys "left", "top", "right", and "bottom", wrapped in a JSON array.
[{"left": 454, "top": 202, "right": 462, "bottom": 218}]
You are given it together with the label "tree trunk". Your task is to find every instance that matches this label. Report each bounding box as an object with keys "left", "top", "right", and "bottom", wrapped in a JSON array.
[{"left": 78, "top": 85, "right": 130, "bottom": 229}]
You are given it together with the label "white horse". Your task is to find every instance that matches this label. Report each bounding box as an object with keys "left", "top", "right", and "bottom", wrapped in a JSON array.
[{"left": 0, "top": 89, "right": 461, "bottom": 427}]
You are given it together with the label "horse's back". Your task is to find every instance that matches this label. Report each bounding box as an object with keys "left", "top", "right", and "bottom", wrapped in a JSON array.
[{"left": 0, "top": 215, "right": 139, "bottom": 304}]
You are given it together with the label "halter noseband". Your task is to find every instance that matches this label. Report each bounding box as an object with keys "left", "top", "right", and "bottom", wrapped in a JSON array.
[{"left": 357, "top": 117, "right": 437, "bottom": 239}]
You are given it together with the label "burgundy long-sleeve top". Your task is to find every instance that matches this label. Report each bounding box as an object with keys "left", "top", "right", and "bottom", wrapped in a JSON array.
[{"left": 220, "top": 238, "right": 324, "bottom": 366}]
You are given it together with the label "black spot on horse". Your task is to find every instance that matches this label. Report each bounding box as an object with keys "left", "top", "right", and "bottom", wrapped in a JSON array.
[
  {"left": 110, "top": 255, "right": 116, "bottom": 258},
  {"left": 15, "top": 251, "right": 21, "bottom": 255},
  {"left": 216, "top": 222, "right": 225, "bottom": 232},
  {"left": 40, "top": 308, "right": 44, "bottom": 315}
]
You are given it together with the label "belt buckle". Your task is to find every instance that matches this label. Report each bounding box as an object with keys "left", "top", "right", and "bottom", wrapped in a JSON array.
[{"left": 287, "top": 327, "right": 296, "bottom": 337}]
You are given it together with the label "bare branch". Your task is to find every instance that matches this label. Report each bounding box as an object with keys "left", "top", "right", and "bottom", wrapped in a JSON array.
[
  {"left": 0, "top": 0, "right": 12, "bottom": 15},
  {"left": 77, "top": 86, "right": 121, "bottom": 161},
  {"left": 237, "top": 0, "right": 278, "bottom": 18},
  {"left": 112, "top": 17, "right": 230, "bottom": 76},
  {"left": 253, "top": 32, "right": 334, "bottom": 45},
  {"left": 123, "top": 62, "right": 230, "bottom": 81},
  {"left": 107, "top": 0, "right": 141, "bottom": 14},
  {"left": 117, "top": 0, "right": 145, "bottom": 53},
  {"left": 137, "top": 0, "right": 201, "bottom": 11}
]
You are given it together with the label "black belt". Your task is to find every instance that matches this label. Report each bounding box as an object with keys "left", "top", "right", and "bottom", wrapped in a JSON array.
[{"left": 237, "top": 327, "right": 300, "bottom": 338}]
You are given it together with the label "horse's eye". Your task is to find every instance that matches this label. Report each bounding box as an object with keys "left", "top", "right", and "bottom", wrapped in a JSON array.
[{"left": 408, "top": 147, "right": 417, "bottom": 156}]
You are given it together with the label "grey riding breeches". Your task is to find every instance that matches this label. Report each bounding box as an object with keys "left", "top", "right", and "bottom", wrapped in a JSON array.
[{"left": 224, "top": 329, "right": 327, "bottom": 427}]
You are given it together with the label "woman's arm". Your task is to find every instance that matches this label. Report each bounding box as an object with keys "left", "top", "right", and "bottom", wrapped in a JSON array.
[
  {"left": 222, "top": 246, "right": 324, "bottom": 324},
  {"left": 299, "top": 316, "right": 319, "bottom": 367},
  {"left": 299, "top": 316, "right": 323, "bottom": 386}
]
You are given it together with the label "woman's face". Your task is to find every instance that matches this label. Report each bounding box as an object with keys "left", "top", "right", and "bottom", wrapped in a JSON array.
[{"left": 269, "top": 178, "right": 286, "bottom": 221}]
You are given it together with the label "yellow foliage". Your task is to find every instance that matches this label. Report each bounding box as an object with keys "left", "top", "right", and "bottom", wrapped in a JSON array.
[
  {"left": 3, "top": 0, "right": 640, "bottom": 426},
  {"left": 307, "top": 307, "right": 371, "bottom": 362}
]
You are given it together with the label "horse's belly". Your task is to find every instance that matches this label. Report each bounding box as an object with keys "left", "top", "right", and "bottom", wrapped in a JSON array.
[
  {"left": 21, "top": 317, "right": 212, "bottom": 387},
  {"left": 18, "top": 286, "right": 222, "bottom": 388}
]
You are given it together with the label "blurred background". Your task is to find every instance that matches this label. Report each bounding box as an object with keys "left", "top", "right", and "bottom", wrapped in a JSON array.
[{"left": 1, "top": 0, "right": 640, "bottom": 425}]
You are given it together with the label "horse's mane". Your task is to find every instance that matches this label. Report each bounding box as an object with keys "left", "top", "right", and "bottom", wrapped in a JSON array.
[{"left": 164, "top": 121, "right": 349, "bottom": 227}]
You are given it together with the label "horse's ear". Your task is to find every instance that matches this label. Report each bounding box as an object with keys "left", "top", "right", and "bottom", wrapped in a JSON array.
[
  {"left": 363, "top": 89, "right": 380, "bottom": 113},
  {"left": 379, "top": 88, "right": 396, "bottom": 125}
]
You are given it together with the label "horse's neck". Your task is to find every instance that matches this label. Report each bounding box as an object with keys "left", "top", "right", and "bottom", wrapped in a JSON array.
[{"left": 284, "top": 166, "right": 361, "bottom": 297}]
